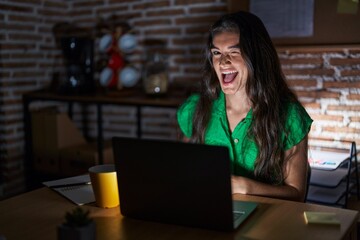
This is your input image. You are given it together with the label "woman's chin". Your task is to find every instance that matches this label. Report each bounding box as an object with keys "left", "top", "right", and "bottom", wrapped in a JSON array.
[
  {"left": 220, "top": 82, "right": 235, "bottom": 94},
  {"left": 221, "top": 87, "right": 237, "bottom": 95}
]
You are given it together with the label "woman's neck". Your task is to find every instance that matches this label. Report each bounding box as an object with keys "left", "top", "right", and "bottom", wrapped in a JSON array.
[{"left": 225, "top": 92, "right": 251, "bottom": 132}]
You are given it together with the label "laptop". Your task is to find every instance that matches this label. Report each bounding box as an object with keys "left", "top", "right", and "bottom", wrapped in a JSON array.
[{"left": 112, "top": 137, "right": 257, "bottom": 231}]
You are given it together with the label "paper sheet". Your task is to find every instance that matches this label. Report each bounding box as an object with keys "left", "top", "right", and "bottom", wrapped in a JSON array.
[
  {"left": 250, "top": 0, "right": 314, "bottom": 38},
  {"left": 43, "top": 174, "right": 95, "bottom": 205}
]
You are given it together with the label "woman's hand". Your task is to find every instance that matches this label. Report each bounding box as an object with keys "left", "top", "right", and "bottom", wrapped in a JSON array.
[{"left": 231, "top": 175, "right": 248, "bottom": 194}]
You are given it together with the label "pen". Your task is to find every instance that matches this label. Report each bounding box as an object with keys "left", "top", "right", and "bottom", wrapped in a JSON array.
[{"left": 50, "top": 181, "right": 91, "bottom": 189}]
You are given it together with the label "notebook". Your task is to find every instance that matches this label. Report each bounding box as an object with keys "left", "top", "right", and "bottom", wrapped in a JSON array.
[
  {"left": 43, "top": 174, "right": 95, "bottom": 205},
  {"left": 112, "top": 137, "right": 257, "bottom": 231}
]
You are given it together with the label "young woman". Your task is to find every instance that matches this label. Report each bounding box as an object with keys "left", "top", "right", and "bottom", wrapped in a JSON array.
[{"left": 177, "top": 11, "right": 313, "bottom": 202}]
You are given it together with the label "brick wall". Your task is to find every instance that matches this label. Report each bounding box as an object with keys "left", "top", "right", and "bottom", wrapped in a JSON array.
[
  {"left": 1, "top": 0, "right": 359, "bottom": 197},
  {"left": 0, "top": 0, "right": 69, "bottom": 197},
  {"left": 278, "top": 46, "right": 360, "bottom": 150}
]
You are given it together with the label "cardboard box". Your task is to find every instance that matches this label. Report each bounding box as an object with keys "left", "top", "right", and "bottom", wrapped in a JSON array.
[
  {"left": 59, "top": 141, "right": 114, "bottom": 176},
  {"left": 31, "top": 107, "right": 86, "bottom": 174},
  {"left": 33, "top": 153, "right": 59, "bottom": 175}
]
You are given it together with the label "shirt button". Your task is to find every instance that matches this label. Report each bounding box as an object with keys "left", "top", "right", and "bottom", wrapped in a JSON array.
[{"left": 234, "top": 138, "right": 239, "bottom": 144}]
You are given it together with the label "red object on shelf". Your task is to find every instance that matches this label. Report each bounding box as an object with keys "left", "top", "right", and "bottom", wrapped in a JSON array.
[{"left": 108, "top": 52, "right": 125, "bottom": 70}]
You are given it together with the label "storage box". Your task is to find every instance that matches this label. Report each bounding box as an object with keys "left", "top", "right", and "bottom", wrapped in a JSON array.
[
  {"left": 31, "top": 107, "right": 86, "bottom": 174},
  {"left": 33, "top": 153, "right": 60, "bottom": 174},
  {"left": 59, "top": 141, "right": 114, "bottom": 176}
]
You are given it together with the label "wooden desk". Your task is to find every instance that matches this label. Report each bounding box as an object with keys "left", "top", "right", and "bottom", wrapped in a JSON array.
[{"left": 0, "top": 188, "right": 358, "bottom": 240}]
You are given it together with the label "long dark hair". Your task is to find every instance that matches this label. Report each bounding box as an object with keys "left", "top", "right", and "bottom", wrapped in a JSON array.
[{"left": 191, "top": 11, "right": 299, "bottom": 184}]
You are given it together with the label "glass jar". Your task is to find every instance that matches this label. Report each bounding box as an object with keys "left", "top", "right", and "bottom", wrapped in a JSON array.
[{"left": 143, "top": 53, "right": 168, "bottom": 95}]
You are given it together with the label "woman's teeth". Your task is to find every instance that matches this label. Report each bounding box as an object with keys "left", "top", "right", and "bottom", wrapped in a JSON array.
[{"left": 222, "top": 71, "right": 238, "bottom": 83}]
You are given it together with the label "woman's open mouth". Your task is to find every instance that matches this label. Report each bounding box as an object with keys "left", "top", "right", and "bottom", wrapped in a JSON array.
[{"left": 222, "top": 71, "right": 238, "bottom": 84}]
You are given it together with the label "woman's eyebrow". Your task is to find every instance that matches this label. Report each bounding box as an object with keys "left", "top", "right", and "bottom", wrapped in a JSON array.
[
  {"left": 210, "top": 44, "right": 240, "bottom": 49},
  {"left": 229, "top": 44, "right": 240, "bottom": 49}
]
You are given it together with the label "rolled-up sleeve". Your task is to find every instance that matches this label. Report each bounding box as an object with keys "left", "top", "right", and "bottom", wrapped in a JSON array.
[
  {"left": 284, "top": 102, "right": 313, "bottom": 150},
  {"left": 176, "top": 94, "right": 199, "bottom": 138}
]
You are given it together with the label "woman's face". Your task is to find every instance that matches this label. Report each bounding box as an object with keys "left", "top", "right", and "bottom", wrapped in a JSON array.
[{"left": 211, "top": 31, "right": 248, "bottom": 96}]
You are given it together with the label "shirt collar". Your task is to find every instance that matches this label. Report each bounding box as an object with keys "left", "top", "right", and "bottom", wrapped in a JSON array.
[{"left": 213, "top": 91, "right": 253, "bottom": 119}]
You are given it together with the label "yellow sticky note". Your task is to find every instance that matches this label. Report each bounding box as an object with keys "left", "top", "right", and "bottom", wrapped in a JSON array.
[{"left": 304, "top": 211, "right": 341, "bottom": 225}]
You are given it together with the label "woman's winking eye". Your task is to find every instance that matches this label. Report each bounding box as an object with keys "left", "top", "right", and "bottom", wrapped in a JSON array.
[{"left": 211, "top": 49, "right": 241, "bottom": 58}]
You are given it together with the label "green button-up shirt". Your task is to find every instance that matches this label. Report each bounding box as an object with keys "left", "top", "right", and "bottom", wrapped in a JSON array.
[{"left": 177, "top": 91, "right": 313, "bottom": 179}]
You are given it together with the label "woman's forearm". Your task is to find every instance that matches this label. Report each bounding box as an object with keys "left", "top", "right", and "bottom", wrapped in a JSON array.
[{"left": 231, "top": 175, "right": 305, "bottom": 202}]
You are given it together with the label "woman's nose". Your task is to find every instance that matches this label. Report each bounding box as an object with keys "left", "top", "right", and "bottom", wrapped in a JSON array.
[{"left": 219, "top": 53, "right": 231, "bottom": 65}]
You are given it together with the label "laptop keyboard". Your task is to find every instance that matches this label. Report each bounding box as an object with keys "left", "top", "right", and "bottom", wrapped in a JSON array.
[{"left": 233, "top": 211, "right": 245, "bottom": 221}]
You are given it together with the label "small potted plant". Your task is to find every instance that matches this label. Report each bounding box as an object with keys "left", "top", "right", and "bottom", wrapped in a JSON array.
[{"left": 57, "top": 207, "right": 96, "bottom": 240}]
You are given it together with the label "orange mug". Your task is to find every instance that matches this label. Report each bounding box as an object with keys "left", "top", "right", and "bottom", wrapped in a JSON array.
[{"left": 89, "top": 164, "right": 119, "bottom": 208}]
